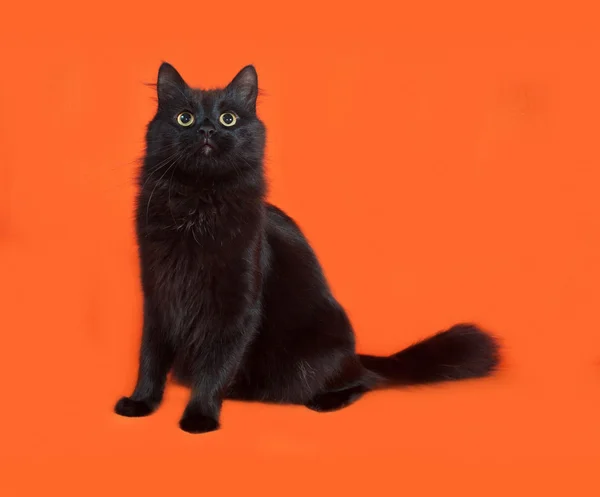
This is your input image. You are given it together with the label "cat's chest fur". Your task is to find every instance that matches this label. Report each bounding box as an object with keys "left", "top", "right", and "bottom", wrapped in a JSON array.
[
  {"left": 138, "top": 181, "right": 262, "bottom": 250},
  {"left": 137, "top": 186, "right": 263, "bottom": 329},
  {"left": 172, "top": 198, "right": 240, "bottom": 243}
]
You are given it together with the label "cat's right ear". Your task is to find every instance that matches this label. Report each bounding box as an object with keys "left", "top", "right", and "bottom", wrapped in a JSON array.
[{"left": 157, "top": 62, "right": 188, "bottom": 103}]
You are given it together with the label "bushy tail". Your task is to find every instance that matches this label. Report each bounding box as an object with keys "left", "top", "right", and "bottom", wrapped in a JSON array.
[{"left": 359, "top": 324, "right": 499, "bottom": 387}]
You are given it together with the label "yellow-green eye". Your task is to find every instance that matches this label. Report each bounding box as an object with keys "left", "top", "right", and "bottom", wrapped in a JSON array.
[
  {"left": 177, "top": 112, "right": 194, "bottom": 127},
  {"left": 219, "top": 112, "right": 238, "bottom": 127}
]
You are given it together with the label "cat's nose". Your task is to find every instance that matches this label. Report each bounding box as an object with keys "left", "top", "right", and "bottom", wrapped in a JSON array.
[{"left": 199, "top": 123, "right": 216, "bottom": 137}]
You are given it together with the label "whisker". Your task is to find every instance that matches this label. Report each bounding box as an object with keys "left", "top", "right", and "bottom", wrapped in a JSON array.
[
  {"left": 140, "top": 149, "right": 182, "bottom": 193},
  {"left": 145, "top": 151, "right": 184, "bottom": 225}
]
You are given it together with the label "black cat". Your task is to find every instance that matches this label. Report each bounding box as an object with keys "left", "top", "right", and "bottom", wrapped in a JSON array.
[{"left": 114, "top": 63, "right": 500, "bottom": 433}]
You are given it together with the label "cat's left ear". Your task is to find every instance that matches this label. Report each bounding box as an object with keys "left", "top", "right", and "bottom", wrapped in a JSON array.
[
  {"left": 227, "top": 65, "right": 258, "bottom": 109},
  {"left": 157, "top": 62, "right": 189, "bottom": 103}
]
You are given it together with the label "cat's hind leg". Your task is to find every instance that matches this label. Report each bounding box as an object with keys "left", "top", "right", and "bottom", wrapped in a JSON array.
[
  {"left": 305, "top": 357, "right": 378, "bottom": 412},
  {"left": 305, "top": 384, "right": 368, "bottom": 412}
]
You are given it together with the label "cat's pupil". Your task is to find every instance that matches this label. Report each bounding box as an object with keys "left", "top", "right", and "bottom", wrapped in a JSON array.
[
  {"left": 180, "top": 113, "right": 191, "bottom": 123},
  {"left": 222, "top": 114, "right": 233, "bottom": 124}
]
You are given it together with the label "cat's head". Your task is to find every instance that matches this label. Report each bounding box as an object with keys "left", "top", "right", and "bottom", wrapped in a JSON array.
[{"left": 145, "top": 63, "right": 265, "bottom": 176}]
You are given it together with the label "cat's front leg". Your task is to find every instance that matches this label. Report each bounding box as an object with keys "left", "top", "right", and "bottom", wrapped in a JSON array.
[
  {"left": 115, "top": 304, "right": 173, "bottom": 418},
  {"left": 179, "top": 313, "right": 258, "bottom": 434}
]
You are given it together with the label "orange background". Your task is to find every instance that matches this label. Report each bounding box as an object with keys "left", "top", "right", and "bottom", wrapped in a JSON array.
[{"left": 1, "top": 0, "right": 600, "bottom": 495}]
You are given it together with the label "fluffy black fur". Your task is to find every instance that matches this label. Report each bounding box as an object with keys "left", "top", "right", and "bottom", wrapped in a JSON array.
[{"left": 114, "top": 63, "right": 500, "bottom": 433}]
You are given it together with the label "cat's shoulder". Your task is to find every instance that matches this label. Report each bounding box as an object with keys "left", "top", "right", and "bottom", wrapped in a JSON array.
[
  {"left": 266, "top": 202, "right": 308, "bottom": 241},
  {"left": 266, "top": 203, "right": 298, "bottom": 226}
]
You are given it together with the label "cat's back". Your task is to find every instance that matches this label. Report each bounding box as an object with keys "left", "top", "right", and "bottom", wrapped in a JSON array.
[
  {"left": 266, "top": 203, "right": 307, "bottom": 245},
  {"left": 264, "top": 203, "right": 331, "bottom": 298}
]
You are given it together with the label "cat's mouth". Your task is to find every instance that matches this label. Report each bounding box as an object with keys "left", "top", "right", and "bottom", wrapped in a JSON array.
[{"left": 200, "top": 139, "right": 217, "bottom": 156}]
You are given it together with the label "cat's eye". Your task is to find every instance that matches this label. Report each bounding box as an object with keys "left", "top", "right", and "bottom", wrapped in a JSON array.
[
  {"left": 177, "top": 112, "right": 195, "bottom": 127},
  {"left": 219, "top": 112, "right": 238, "bottom": 127}
]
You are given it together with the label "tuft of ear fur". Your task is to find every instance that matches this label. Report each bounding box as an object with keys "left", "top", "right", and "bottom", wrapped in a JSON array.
[
  {"left": 157, "top": 62, "right": 188, "bottom": 103},
  {"left": 227, "top": 65, "right": 259, "bottom": 109}
]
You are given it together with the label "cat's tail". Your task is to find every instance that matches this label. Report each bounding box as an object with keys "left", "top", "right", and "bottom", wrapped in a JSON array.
[{"left": 359, "top": 324, "right": 499, "bottom": 387}]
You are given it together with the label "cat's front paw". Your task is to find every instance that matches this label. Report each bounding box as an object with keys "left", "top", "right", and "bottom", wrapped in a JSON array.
[
  {"left": 114, "top": 396, "right": 155, "bottom": 417},
  {"left": 179, "top": 413, "right": 220, "bottom": 434}
]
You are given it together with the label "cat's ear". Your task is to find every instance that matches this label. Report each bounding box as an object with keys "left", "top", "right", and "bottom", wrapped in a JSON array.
[
  {"left": 227, "top": 65, "right": 258, "bottom": 109},
  {"left": 157, "top": 62, "right": 188, "bottom": 102}
]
